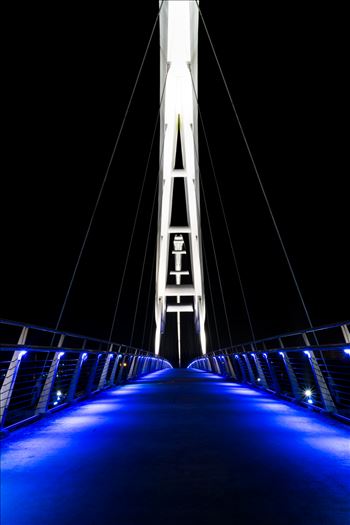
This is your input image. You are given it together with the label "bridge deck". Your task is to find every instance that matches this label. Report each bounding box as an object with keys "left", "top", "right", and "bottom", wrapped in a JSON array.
[{"left": 1, "top": 368, "right": 349, "bottom": 524}]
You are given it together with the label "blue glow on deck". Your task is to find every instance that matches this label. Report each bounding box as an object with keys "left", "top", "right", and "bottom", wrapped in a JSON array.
[{"left": 1, "top": 368, "right": 349, "bottom": 525}]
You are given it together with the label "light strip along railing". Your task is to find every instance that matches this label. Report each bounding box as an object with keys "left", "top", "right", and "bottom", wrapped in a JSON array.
[
  {"left": 188, "top": 321, "right": 350, "bottom": 421},
  {"left": 0, "top": 319, "right": 172, "bottom": 430}
]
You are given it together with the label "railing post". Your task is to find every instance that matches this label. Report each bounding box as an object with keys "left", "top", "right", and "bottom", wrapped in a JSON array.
[
  {"left": 213, "top": 356, "right": 221, "bottom": 374},
  {"left": 0, "top": 326, "right": 29, "bottom": 426},
  {"left": 85, "top": 354, "right": 101, "bottom": 396},
  {"left": 35, "top": 335, "right": 65, "bottom": 414},
  {"left": 117, "top": 355, "right": 127, "bottom": 383},
  {"left": 221, "top": 356, "right": 228, "bottom": 375},
  {"left": 279, "top": 351, "right": 302, "bottom": 400},
  {"left": 341, "top": 324, "right": 350, "bottom": 344},
  {"left": 223, "top": 351, "right": 236, "bottom": 380},
  {"left": 235, "top": 355, "right": 247, "bottom": 382},
  {"left": 242, "top": 354, "right": 255, "bottom": 384},
  {"left": 0, "top": 348, "right": 29, "bottom": 428},
  {"left": 66, "top": 352, "right": 86, "bottom": 403},
  {"left": 139, "top": 357, "right": 145, "bottom": 375},
  {"left": 98, "top": 349, "right": 114, "bottom": 390},
  {"left": 110, "top": 353, "right": 122, "bottom": 385},
  {"left": 145, "top": 357, "right": 152, "bottom": 374},
  {"left": 206, "top": 357, "right": 212, "bottom": 372},
  {"left": 204, "top": 356, "right": 212, "bottom": 372},
  {"left": 263, "top": 353, "right": 281, "bottom": 393},
  {"left": 138, "top": 356, "right": 146, "bottom": 376},
  {"left": 134, "top": 355, "right": 142, "bottom": 377},
  {"left": 127, "top": 351, "right": 138, "bottom": 380},
  {"left": 142, "top": 357, "right": 149, "bottom": 375},
  {"left": 251, "top": 352, "right": 268, "bottom": 388},
  {"left": 149, "top": 358, "right": 154, "bottom": 373},
  {"left": 302, "top": 335, "right": 337, "bottom": 412}
]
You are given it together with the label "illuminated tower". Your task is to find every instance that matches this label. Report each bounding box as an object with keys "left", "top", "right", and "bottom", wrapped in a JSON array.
[{"left": 155, "top": 1, "right": 206, "bottom": 362}]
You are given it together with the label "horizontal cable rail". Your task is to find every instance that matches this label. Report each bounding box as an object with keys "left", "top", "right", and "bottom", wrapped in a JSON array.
[
  {"left": 0, "top": 319, "right": 172, "bottom": 430},
  {"left": 188, "top": 321, "right": 350, "bottom": 421}
]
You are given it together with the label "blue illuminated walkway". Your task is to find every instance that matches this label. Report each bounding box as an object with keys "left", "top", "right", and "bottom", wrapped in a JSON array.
[{"left": 1, "top": 368, "right": 350, "bottom": 524}]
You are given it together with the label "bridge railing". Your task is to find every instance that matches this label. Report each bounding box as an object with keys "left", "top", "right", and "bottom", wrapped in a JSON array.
[
  {"left": 188, "top": 321, "right": 350, "bottom": 421},
  {"left": 0, "top": 319, "right": 172, "bottom": 430}
]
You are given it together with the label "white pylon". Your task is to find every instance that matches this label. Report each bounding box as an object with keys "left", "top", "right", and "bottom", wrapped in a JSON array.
[{"left": 155, "top": 1, "right": 206, "bottom": 358}]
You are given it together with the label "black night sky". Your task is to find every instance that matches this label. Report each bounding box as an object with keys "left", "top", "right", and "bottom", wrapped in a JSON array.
[{"left": 2, "top": 2, "right": 349, "bottom": 365}]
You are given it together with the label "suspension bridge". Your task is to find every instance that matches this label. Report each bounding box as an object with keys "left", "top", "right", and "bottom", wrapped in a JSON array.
[{"left": 1, "top": 2, "right": 349, "bottom": 524}]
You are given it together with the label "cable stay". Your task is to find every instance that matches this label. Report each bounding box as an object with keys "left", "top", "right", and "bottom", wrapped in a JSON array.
[
  {"left": 196, "top": 1, "right": 316, "bottom": 339},
  {"left": 141, "top": 246, "right": 157, "bottom": 350},
  {"left": 52, "top": 2, "right": 165, "bottom": 340},
  {"left": 129, "top": 177, "right": 159, "bottom": 347},
  {"left": 203, "top": 247, "right": 221, "bottom": 350},
  {"left": 189, "top": 68, "right": 257, "bottom": 349},
  {"left": 107, "top": 71, "right": 168, "bottom": 345}
]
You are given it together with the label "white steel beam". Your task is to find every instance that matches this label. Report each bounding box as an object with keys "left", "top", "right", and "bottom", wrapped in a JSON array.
[{"left": 156, "top": 1, "right": 206, "bottom": 358}]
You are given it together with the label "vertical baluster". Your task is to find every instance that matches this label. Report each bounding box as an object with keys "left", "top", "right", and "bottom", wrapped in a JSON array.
[
  {"left": 109, "top": 353, "right": 122, "bottom": 385},
  {"left": 222, "top": 350, "right": 235, "bottom": 379},
  {"left": 263, "top": 353, "right": 281, "bottom": 393},
  {"left": 0, "top": 327, "right": 29, "bottom": 427},
  {"left": 279, "top": 350, "right": 302, "bottom": 400},
  {"left": 251, "top": 352, "right": 268, "bottom": 388},
  {"left": 67, "top": 352, "right": 87, "bottom": 403},
  {"left": 85, "top": 354, "right": 101, "bottom": 396},
  {"left": 205, "top": 356, "right": 212, "bottom": 372},
  {"left": 302, "top": 334, "right": 336, "bottom": 412},
  {"left": 98, "top": 350, "right": 114, "bottom": 390},
  {"left": 36, "top": 335, "right": 65, "bottom": 414},
  {"left": 341, "top": 324, "right": 350, "bottom": 344},
  {"left": 242, "top": 354, "right": 255, "bottom": 384},
  {"left": 117, "top": 355, "right": 127, "bottom": 383}
]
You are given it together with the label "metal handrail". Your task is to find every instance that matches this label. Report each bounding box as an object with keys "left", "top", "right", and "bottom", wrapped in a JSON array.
[
  {"left": 0, "top": 344, "right": 172, "bottom": 431},
  {"left": 189, "top": 330, "right": 350, "bottom": 422},
  {"left": 0, "top": 345, "right": 159, "bottom": 357},
  {"left": 0, "top": 318, "right": 141, "bottom": 353},
  {"left": 211, "top": 320, "right": 350, "bottom": 355}
]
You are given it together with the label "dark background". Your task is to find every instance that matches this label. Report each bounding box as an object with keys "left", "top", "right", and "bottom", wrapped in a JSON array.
[{"left": 2, "top": 2, "right": 348, "bottom": 365}]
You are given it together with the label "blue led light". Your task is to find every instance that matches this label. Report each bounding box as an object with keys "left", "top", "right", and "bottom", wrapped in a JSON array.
[
  {"left": 304, "top": 350, "right": 311, "bottom": 358},
  {"left": 58, "top": 352, "right": 65, "bottom": 359},
  {"left": 279, "top": 352, "right": 285, "bottom": 358},
  {"left": 18, "top": 350, "right": 27, "bottom": 360},
  {"left": 344, "top": 349, "right": 350, "bottom": 356},
  {"left": 263, "top": 353, "right": 268, "bottom": 358}
]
